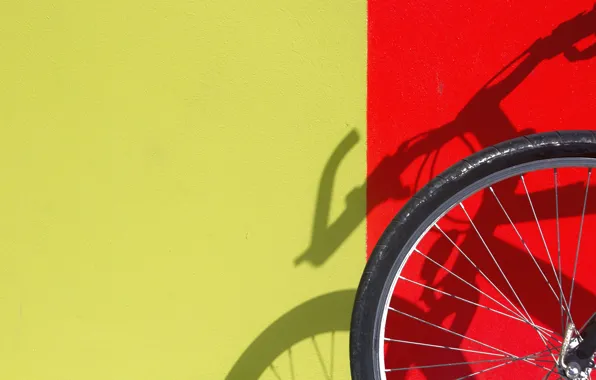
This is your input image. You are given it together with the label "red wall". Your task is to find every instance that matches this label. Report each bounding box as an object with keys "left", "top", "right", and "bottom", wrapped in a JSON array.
[
  {"left": 367, "top": 0, "right": 596, "bottom": 254},
  {"left": 367, "top": 3, "right": 596, "bottom": 377}
]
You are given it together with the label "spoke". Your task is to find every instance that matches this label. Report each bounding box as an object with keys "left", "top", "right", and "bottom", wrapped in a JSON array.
[
  {"left": 455, "top": 349, "right": 555, "bottom": 380},
  {"left": 529, "top": 358, "right": 559, "bottom": 363},
  {"left": 387, "top": 306, "right": 550, "bottom": 363},
  {"left": 460, "top": 203, "right": 557, "bottom": 353},
  {"left": 520, "top": 176, "right": 579, "bottom": 335},
  {"left": 386, "top": 357, "right": 517, "bottom": 372},
  {"left": 520, "top": 177, "right": 565, "bottom": 298},
  {"left": 555, "top": 169, "right": 565, "bottom": 337},
  {"left": 543, "top": 364, "right": 557, "bottom": 380},
  {"left": 434, "top": 223, "right": 531, "bottom": 323},
  {"left": 455, "top": 360, "right": 541, "bottom": 380},
  {"left": 455, "top": 361, "right": 514, "bottom": 380},
  {"left": 490, "top": 184, "right": 575, "bottom": 330},
  {"left": 502, "top": 181, "right": 559, "bottom": 301},
  {"left": 388, "top": 350, "right": 556, "bottom": 374},
  {"left": 460, "top": 203, "right": 533, "bottom": 321},
  {"left": 384, "top": 337, "right": 507, "bottom": 357},
  {"left": 568, "top": 168, "right": 591, "bottom": 320},
  {"left": 399, "top": 276, "right": 559, "bottom": 340},
  {"left": 413, "top": 248, "right": 526, "bottom": 323}
]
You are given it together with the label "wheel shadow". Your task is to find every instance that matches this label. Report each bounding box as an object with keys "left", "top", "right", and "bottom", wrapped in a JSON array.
[{"left": 225, "top": 290, "right": 356, "bottom": 380}]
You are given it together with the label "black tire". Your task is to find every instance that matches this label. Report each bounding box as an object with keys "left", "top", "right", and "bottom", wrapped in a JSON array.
[{"left": 350, "top": 130, "right": 596, "bottom": 380}]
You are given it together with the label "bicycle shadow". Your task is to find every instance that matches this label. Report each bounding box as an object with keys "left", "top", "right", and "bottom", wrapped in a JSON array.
[
  {"left": 226, "top": 5, "right": 596, "bottom": 379},
  {"left": 226, "top": 130, "right": 364, "bottom": 380}
]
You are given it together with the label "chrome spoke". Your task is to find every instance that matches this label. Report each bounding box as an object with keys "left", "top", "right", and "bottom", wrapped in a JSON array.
[
  {"left": 434, "top": 223, "right": 530, "bottom": 322},
  {"left": 399, "top": 276, "right": 559, "bottom": 340},
  {"left": 543, "top": 365, "right": 556, "bottom": 380},
  {"left": 461, "top": 202, "right": 556, "bottom": 355},
  {"left": 568, "top": 168, "right": 592, "bottom": 320},
  {"left": 494, "top": 181, "right": 559, "bottom": 303},
  {"left": 520, "top": 175, "right": 578, "bottom": 336},
  {"left": 460, "top": 203, "right": 533, "bottom": 321},
  {"left": 413, "top": 248, "right": 527, "bottom": 322},
  {"left": 455, "top": 360, "right": 545, "bottom": 380},
  {"left": 455, "top": 349, "right": 556, "bottom": 379},
  {"left": 386, "top": 358, "right": 515, "bottom": 372},
  {"left": 388, "top": 306, "right": 515, "bottom": 357},
  {"left": 455, "top": 362, "right": 518, "bottom": 380},
  {"left": 491, "top": 184, "right": 575, "bottom": 331},
  {"left": 520, "top": 176, "right": 564, "bottom": 300},
  {"left": 386, "top": 351, "right": 554, "bottom": 374},
  {"left": 384, "top": 337, "right": 507, "bottom": 357},
  {"left": 555, "top": 168, "right": 565, "bottom": 337}
]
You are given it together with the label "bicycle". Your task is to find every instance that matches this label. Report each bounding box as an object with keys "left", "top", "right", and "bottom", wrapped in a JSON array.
[{"left": 350, "top": 5, "right": 596, "bottom": 379}]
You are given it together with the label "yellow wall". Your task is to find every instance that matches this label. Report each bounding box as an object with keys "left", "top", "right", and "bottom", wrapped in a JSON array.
[{"left": 0, "top": 1, "right": 366, "bottom": 379}]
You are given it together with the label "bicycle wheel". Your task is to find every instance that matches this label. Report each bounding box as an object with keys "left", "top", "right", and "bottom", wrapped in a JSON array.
[{"left": 351, "top": 131, "right": 596, "bottom": 379}]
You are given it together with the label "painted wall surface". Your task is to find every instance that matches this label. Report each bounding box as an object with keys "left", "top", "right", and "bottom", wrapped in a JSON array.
[
  {"left": 368, "top": 0, "right": 596, "bottom": 251},
  {"left": 0, "top": 1, "right": 366, "bottom": 379},
  {"left": 367, "top": 1, "right": 596, "bottom": 378}
]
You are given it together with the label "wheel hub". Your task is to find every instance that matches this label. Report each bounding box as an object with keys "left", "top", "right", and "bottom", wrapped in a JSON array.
[{"left": 558, "top": 314, "right": 596, "bottom": 379}]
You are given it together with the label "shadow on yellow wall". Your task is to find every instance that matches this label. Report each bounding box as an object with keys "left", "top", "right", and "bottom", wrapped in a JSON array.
[{"left": 227, "top": 130, "right": 363, "bottom": 379}]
